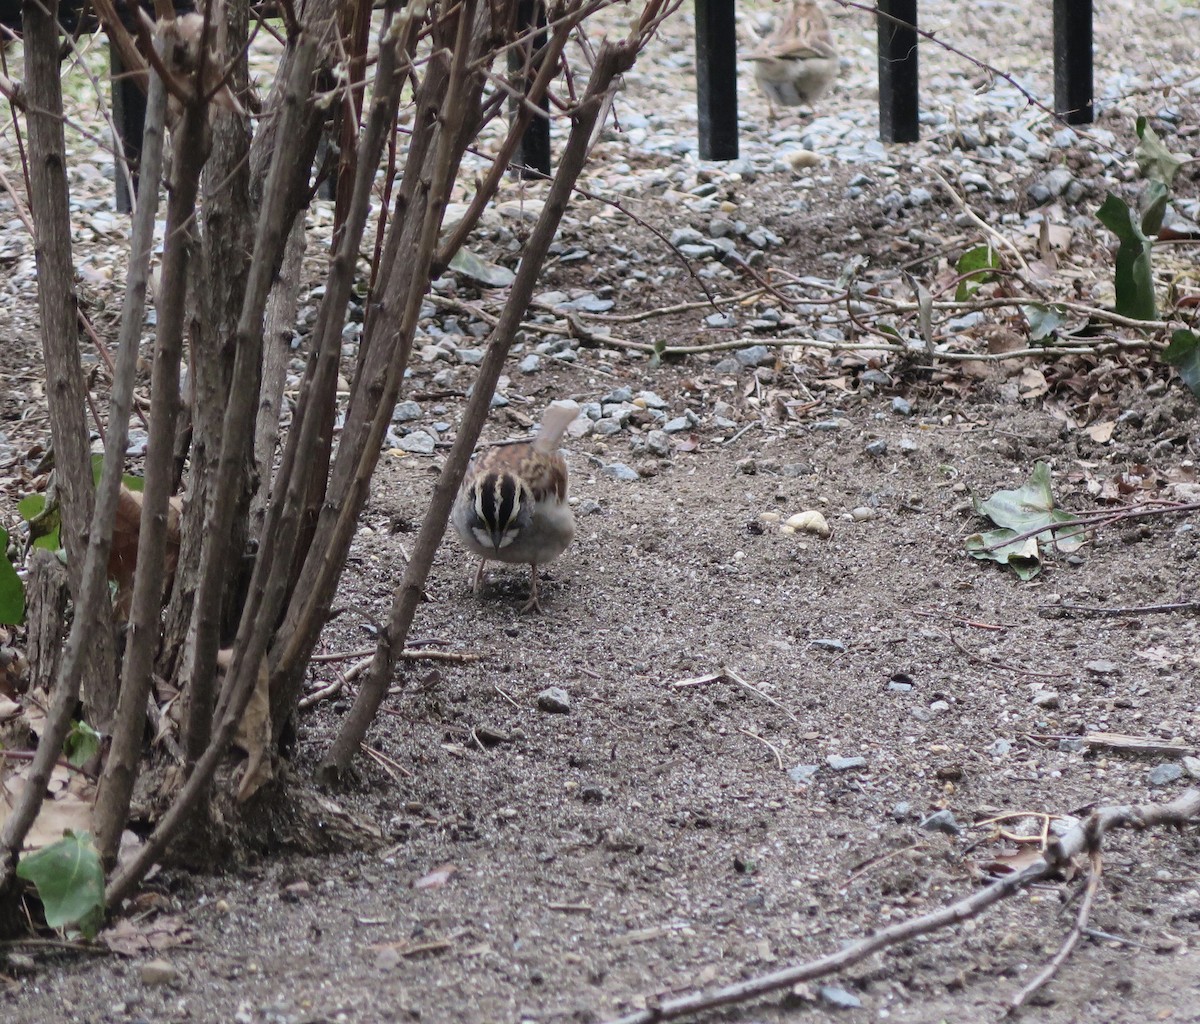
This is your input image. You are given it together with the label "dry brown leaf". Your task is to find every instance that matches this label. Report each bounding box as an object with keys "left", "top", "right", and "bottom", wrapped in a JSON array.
[
  {"left": 231, "top": 653, "right": 273, "bottom": 802},
  {"left": 981, "top": 845, "right": 1045, "bottom": 877},
  {"left": 0, "top": 774, "right": 94, "bottom": 850},
  {"left": 1018, "top": 367, "right": 1049, "bottom": 398},
  {"left": 1083, "top": 420, "right": 1115, "bottom": 443},
  {"left": 109, "top": 486, "right": 183, "bottom": 622},
  {"left": 101, "top": 914, "right": 195, "bottom": 957}
]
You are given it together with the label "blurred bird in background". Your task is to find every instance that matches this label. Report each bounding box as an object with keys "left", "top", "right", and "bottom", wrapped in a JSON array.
[{"left": 744, "top": 0, "right": 840, "bottom": 117}]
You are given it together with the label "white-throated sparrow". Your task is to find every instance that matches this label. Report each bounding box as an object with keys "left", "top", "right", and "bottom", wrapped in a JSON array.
[
  {"left": 451, "top": 399, "right": 580, "bottom": 613},
  {"left": 746, "top": 0, "right": 839, "bottom": 112}
]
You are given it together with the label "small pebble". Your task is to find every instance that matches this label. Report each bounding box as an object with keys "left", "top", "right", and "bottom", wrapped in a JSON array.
[
  {"left": 645, "top": 430, "right": 672, "bottom": 457},
  {"left": 4, "top": 952, "right": 35, "bottom": 976},
  {"left": 810, "top": 638, "right": 846, "bottom": 653},
  {"left": 397, "top": 431, "right": 435, "bottom": 455},
  {"left": 919, "top": 809, "right": 961, "bottom": 835},
  {"left": 818, "top": 986, "right": 862, "bottom": 1010},
  {"left": 784, "top": 511, "right": 831, "bottom": 538},
  {"left": 139, "top": 960, "right": 180, "bottom": 987},
  {"left": 1031, "top": 690, "right": 1060, "bottom": 709},
  {"left": 536, "top": 687, "right": 571, "bottom": 714},
  {"left": 635, "top": 391, "right": 668, "bottom": 409},
  {"left": 735, "top": 345, "right": 773, "bottom": 367},
  {"left": 601, "top": 462, "right": 639, "bottom": 482},
  {"left": 1084, "top": 659, "right": 1120, "bottom": 677},
  {"left": 788, "top": 764, "right": 821, "bottom": 785},
  {"left": 1182, "top": 756, "right": 1200, "bottom": 780},
  {"left": 1148, "top": 762, "right": 1184, "bottom": 787},
  {"left": 850, "top": 506, "right": 875, "bottom": 522},
  {"left": 864, "top": 438, "right": 888, "bottom": 457},
  {"left": 826, "top": 755, "right": 867, "bottom": 772}
]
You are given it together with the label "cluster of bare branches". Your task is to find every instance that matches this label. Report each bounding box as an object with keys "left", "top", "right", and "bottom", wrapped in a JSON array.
[
  {"left": 603, "top": 790, "right": 1200, "bottom": 1024},
  {"left": 0, "top": 0, "right": 680, "bottom": 923}
]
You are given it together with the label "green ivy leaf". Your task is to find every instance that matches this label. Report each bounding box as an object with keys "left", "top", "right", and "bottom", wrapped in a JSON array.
[
  {"left": 1096, "top": 193, "right": 1157, "bottom": 320},
  {"left": 18, "top": 491, "right": 61, "bottom": 552},
  {"left": 966, "top": 462, "right": 1087, "bottom": 579},
  {"left": 18, "top": 494, "right": 46, "bottom": 521},
  {"left": 447, "top": 247, "right": 516, "bottom": 288},
  {"left": 1140, "top": 180, "right": 1168, "bottom": 238},
  {"left": 91, "top": 454, "right": 144, "bottom": 493},
  {"left": 1135, "top": 116, "right": 1187, "bottom": 187},
  {"left": 16, "top": 831, "right": 105, "bottom": 939},
  {"left": 1022, "top": 303, "right": 1067, "bottom": 342},
  {"left": 954, "top": 244, "right": 1001, "bottom": 302},
  {"left": 964, "top": 529, "right": 1043, "bottom": 581},
  {"left": 64, "top": 720, "right": 102, "bottom": 767},
  {"left": 0, "top": 527, "right": 24, "bottom": 625},
  {"left": 1163, "top": 329, "right": 1200, "bottom": 399}
]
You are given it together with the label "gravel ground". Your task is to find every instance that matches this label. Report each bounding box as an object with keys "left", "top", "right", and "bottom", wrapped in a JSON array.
[{"left": 3, "top": 1, "right": 1200, "bottom": 1022}]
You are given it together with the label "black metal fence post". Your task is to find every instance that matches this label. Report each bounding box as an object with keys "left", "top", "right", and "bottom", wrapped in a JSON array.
[
  {"left": 877, "top": 0, "right": 919, "bottom": 143},
  {"left": 110, "top": 44, "right": 146, "bottom": 213},
  {"left": 695, "top": 0, "right": 738, "bottom": 160},
  {"left": 1053, "top": 0, "right": 1093, "bottom": 124},
  {"left": 511, "top": 0, "right": 551, "bottom": 177}
]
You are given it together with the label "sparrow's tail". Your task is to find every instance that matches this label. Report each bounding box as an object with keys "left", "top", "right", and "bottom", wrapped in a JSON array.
[{"left": 534, "top": 399, "right": 582, "bottom": 453}]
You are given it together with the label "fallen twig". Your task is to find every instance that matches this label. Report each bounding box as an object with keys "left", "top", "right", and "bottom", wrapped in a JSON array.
[
  {"left": 940, "top": 630, "right": 1064, "bottom": 680},
  {"left": 310, "top": 646, "right": 484, "bottom": 664},
  {"left": 493, "top": 684, "right": 520, "bottom": 709},
  {"left": 843, "top": 842, "right": 926, "bottom": 887},
  {"left": 979, "top": 500, "right": 1200, "bottom": 555},
  {"left": 737, "top": 727, "right": 784, "bottom": 771},
  {"left": 1076, "top": 733, "right": 1196, "bottom": 759},
  {"left": 930, "top": 169, "right": 1033, "bottom": 278},
  {"left": 911, "top": 609, "right": 1012, "bottom": 631},
  {"left": 0, "top": 937, "right": 113, "bottom": 954},
  {"left": 601, "top": 790, "right": 1200, "bottom": 1024},
  {"left": 1081, "top": 927, "right": 1157, "bottom": 951},
  {"left": 1038, "top": 600, "right": 1200, "bottom": 618},
  {"left": 721, "top": 667, "right": 800, "bottom": 725},
  {"left": 360, "top": 742, "right": 414, "bottom": 781},
  {"left": 297, "top": 677, "right": 345, "bottom": 710},
  {"left": 1007, "top": 851, "right": 1102, "bottom": 1015},
  {"left": 669, "top": 668, "right": 800, "bottom": 726}
]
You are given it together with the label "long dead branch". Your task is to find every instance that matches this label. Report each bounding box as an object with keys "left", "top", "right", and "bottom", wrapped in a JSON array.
[
  {"left": 87, "top": 33, "right": 168, "bottom": 864},
  {"left": 1007, "top": 850, "right": 1103, "bottom": 1015},
  {"left": 601, "top": 790, "right": 1200, "bottom": 1024},
  {"left": 0, "top": 0, "right": 117, "bottom": 889},
  {"left": 101, "top": 37, "right": 320, "bottom": 900},
  {"left": 321, "top": 29, "right": 646, "bottom": 776}
]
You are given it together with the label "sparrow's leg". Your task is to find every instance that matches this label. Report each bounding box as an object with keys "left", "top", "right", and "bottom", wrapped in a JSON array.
[
  {"left": 472, "top": 559, "right": 487, "bottom": 593},
  {"left": 521, "top": 564, "right": 543, "bottom": 614}
]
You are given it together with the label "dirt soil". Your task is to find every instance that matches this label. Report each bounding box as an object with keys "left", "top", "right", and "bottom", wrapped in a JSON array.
[{"left": 3, "top": 1, "right": 1200, "bottom": 1022}]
